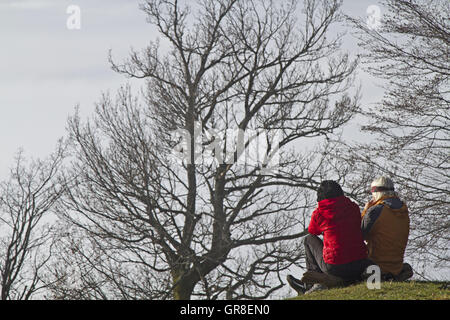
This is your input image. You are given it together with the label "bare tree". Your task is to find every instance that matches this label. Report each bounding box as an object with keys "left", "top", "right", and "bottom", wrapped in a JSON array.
[
  {"left": 342, "top": 0, "right": 450, "bottom": 274},
  {"left": 50, "top": 0, "right": 359, "bottom": 300},
  {"left": 0, "top": 142, "right": 65, "bottom": 300}
]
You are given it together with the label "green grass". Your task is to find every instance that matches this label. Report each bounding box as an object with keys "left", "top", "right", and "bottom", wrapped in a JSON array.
[{"left": 288, "top": 281, "right": 449, "bottom": 300}]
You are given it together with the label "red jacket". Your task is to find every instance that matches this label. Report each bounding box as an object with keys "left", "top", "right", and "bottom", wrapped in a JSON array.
[{"left": 308, "top": 196, "right": 367, "bottom": 265}]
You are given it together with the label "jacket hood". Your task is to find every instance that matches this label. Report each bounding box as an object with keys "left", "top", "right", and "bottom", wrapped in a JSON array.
[
  {"left": 380, "top": 196, "right": 408, "bottom": 215},
  {"left": 317, "top": 196, "right": 358, "bottom": 220},
  {"left": 375, "top": 196, "right": 408, "bottom": 214}
]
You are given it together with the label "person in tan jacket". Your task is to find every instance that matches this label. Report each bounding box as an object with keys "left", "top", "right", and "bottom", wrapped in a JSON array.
[{"left": 361, "top": 177, "right": 413, "bottom": 280}]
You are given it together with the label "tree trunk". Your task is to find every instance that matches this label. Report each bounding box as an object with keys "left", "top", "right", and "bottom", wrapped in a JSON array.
[{"left": 172, "top": 270, "right": 196, "bottom": 300}]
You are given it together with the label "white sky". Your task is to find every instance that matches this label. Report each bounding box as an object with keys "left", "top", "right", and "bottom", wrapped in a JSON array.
[{"left": 0, "top": 0, "right": 384, "bottom": 178}]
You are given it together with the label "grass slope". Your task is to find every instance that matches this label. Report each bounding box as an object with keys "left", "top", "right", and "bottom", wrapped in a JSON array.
[{"left": 289, "top": 281, "right": 449, "bottom": 300}]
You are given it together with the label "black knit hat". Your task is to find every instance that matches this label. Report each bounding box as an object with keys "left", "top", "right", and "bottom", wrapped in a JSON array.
[{"left": 317, "top": 180, "right": 344, "bottom": 202}]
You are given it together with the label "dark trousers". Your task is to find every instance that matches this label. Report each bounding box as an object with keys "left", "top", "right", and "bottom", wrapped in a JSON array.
[{"left": 304, "top": 234, "right": 371, "bottom": 282}]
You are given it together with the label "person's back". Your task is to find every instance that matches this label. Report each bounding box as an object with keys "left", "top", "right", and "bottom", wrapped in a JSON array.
[
  {"left": 362, "top": 177, "right": 410, "bottom": 275},
  {"left": 311, "top": 195, "right": 367, "bottom": 265}
]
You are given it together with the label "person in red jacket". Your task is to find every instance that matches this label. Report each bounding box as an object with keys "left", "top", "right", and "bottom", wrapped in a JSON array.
[{"left": 287, "top": 180, "right": 371, "bottom": 294}]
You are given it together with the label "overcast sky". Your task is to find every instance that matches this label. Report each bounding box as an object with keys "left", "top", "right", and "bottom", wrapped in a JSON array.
[{"left": 0, "top": 0, "right": 385, "bottom": 179}]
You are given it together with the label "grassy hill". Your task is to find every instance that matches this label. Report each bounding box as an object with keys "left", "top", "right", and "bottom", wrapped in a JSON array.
[{"left": 288, "top": 281, "right": 449, "bottom": 300}]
